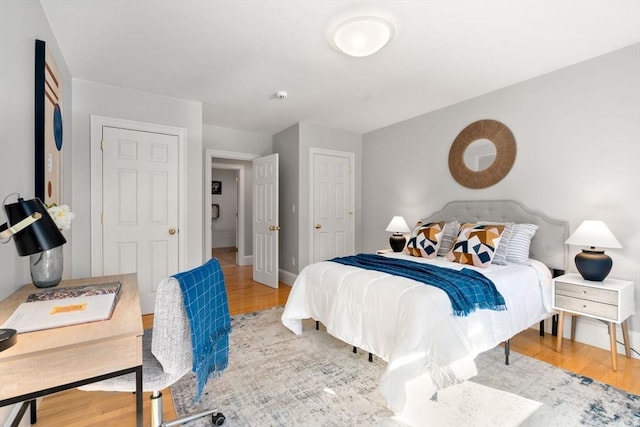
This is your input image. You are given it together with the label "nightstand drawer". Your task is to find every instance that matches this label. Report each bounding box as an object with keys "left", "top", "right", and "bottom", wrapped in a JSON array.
[
  {"left": 555, "top": 281, "right": 618, "bottom": 305},
  {"left": 555, "top": 295, "right": 618, "bottom": 320}
]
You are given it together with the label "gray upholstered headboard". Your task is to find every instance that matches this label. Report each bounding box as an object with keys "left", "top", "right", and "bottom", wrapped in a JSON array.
[{"left": 422, "top": 200, "right": 569, "bottom": 271}]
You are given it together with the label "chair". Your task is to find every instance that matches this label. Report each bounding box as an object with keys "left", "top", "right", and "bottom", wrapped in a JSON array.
[{"left": 79, "top": 269, "right": 228, "bottom": 426}]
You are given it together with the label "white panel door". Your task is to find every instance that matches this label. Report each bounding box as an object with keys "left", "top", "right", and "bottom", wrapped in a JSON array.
[
  {"left": 253, "top": 154, "right": 279, "bottom": 288},
  {"left": 102, "top": 127, "right": 179, "bottom": 313},
  {"left": 311, "top": 150, "right": 354, "bottom": 263}
]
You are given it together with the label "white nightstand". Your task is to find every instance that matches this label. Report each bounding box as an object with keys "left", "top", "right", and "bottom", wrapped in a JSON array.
[
  {"left": 376, "top": 249, "right": 394, "bottom": 254},
  {"left": 552, "top": 273, "right": 635, "bottom": 371}
]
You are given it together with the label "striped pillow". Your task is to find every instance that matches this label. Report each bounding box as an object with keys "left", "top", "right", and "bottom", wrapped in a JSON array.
[
  {"left": 505, "top": 223, "right": 539, "bottom": 263},
  {"left": 437, "top": 221, "right": 461, "bottom": 257}
]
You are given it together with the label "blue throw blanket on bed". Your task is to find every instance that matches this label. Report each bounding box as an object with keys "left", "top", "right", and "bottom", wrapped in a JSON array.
[
  {"left": 330, "top": 254, "right": 506, "bottom": 316},
  {"left": 173, "top": 258, "right": 231, "bottom": 402}
]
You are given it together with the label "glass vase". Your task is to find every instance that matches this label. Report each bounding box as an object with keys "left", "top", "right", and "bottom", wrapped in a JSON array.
[{"left": 30, "top": 246, "right": 63, "bottom": 288}]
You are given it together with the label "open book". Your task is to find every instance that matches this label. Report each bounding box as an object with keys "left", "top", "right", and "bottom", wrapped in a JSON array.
[{"left": 1, "top": 282, "right": 121, "bottom": 333}]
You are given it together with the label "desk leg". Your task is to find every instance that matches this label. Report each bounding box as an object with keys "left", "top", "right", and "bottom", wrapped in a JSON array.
[
  {"left": 30, "top": 399, "right": 37, "bottom": 424},
  {"left": 556, "top": 311, "right": 565, "bottom": 352},
  {"left": 621, "top": 320, "right": 631, "bottom": 358},
  {"left": 135, "top": 365, "right": 143, "bottom": 427},
  {"left": 608, "top": 323, "right": 618, "bottom": 371}
]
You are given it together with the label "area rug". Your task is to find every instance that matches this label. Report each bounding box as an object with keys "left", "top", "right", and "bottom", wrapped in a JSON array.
[{"left": 170, "top": 307, "right": 640, "bottom": 426}]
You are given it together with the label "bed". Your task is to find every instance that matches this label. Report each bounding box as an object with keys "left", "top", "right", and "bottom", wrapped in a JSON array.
[{"left": 281, "top": 200, "right": 569, "bottom": 416}]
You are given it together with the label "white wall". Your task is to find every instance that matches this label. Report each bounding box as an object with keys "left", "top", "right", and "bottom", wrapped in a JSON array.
[
  {"left": 0, "top": 2, "right": 73, "bottom": 424},
  {"left": 362, "top": 44, "right": 640, "bottom": 342},
  {"left": 204, "top": 124, "right": 272, "bottom": 156},
  {"left": 203, "top": 125, "right": 273, "bottom": 257},
  {"left": 72, "top": 79, "right": 204, "bottom": 274}
]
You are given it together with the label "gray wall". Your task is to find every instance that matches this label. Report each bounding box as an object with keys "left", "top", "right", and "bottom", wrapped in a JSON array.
[
  {"left": 274, "top": 124, "right": 301, "bottom": 276},
  {"left": 275, "top": 122, "right": 362, "bottom": 277},
  {"left": 0, "top": 2, "right": 73, "bottom": 423},
  {"left": 0, "top": 2, "right": 73, "bottom": 294},
  {"left": 362, "top": 44, "right": 640, "bottom": 338}
]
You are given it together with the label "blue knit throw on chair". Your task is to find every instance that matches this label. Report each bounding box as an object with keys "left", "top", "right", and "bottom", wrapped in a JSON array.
[{"left": 173, "top": 258, "right": 231, "bottom": 402}]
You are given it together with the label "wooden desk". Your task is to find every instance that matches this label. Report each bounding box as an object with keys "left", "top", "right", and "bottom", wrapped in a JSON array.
[{"left": 0, "top": 274, "right": 144, "bottom": 426}]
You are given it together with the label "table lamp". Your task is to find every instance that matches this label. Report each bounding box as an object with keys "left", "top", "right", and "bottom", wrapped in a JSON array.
[
  {"left": 564, "top": 220, "right": 622, "bottom": 282},
  {"left": 0, "top": 195, "right": 66, "bottom": 351},
  {"left": 385, "top": 216, "right": 410, "bottom": 252}
]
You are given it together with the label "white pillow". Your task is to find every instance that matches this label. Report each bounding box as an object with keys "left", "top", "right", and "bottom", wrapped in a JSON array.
[{"left": 505, "top": 223, "right": 539, "bottom": 263}]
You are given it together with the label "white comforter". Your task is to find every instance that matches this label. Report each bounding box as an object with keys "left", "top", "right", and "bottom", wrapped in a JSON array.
[{"left": 281, "top": 253, "right": 552, "bottom": 415}]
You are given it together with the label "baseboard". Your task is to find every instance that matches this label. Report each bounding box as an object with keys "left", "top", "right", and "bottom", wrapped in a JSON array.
[
  {"left": 559, "top": 315, "right": 640, "bottom": 360},
  {"left": 237, "top": 255, "right": 252, "bottom": 267},
  {"left": 278, "top": 269, "right": 297, "bottom": 286}
]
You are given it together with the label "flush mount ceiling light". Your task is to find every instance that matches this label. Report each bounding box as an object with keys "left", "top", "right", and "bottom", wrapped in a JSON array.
[{"left": 331, "top": 16, "right": 394, "bottom": 57}]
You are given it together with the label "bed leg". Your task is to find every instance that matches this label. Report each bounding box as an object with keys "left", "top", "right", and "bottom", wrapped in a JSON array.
[
  {"left": 316, "top": 321, "right": 319, "bottom": 330},
  {"left": 552, "top": 314, "right": 558, "bottom": 336},
  {"left": 539, "top": 319, "right": 545, "bottom": 336},
  {"left": 353, "top": 346, "right": 357, "bottom": 354},
  {"left": 504, "top": 340, "right": 510, "bottom": 365},
  {"left": 368, "top": 353, "right": 373, "bottom": 362}
]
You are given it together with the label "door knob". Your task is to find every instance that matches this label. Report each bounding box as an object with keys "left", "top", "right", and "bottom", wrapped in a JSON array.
[
  {"left": 168, "top": 228, "right": 176, "bottom": 235},
  {"left": 315, "top": 224, "right": 322, "bottom": 229},
  {"left": 268, "top": 225, "right": 281, "bottom": 231}
]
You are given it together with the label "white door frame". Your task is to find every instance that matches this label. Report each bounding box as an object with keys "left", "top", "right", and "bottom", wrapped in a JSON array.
[
  {"left": 204, "top": 149, "right": 259, "bottom": 266},
  {"left": 90, "top": 115, "right": 187, "bottom": 275},
  {"left": 308, "top": 147, "right": 355, "bottom": 263}
]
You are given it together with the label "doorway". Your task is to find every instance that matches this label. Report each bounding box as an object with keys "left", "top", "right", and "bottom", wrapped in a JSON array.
[
  {"left": 204, "top": 149, "right": 259, "bottom": 267},
  {"left": 211, "top": 166, "right": 239, "bottom": 265}
]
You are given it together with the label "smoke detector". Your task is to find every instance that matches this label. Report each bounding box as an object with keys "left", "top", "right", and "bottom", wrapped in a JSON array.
[{"left": 275, "top": 91, "right": 288, "bottom": 100}]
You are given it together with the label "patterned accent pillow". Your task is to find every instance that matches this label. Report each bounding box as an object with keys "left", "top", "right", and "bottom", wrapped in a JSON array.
[
  {"left": 437, "top": 221, "right": 461, "bottom": 257},
  {"left": 478, "top": 222, "right": 514, "bottom": 265},
  {"left": 505, "top": 223, "right": 539, "bottom": 264},
  {"left": 446, "top": 223, "right": 506, "bottom": 268},
  {"left": 406, "top": 221, "right": 445, "bottom": 258}
]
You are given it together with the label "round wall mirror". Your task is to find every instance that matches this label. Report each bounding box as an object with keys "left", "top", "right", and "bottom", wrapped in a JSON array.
[
  {"left": 448, "top": 119, "right": 516, "bottom": 189},
  {"left": 462, "top": 138, "right": 496, "bottom": 171}
]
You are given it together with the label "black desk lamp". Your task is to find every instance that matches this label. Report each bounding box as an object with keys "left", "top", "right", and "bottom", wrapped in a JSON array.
[{"left": 0, "top": 195, "right": 66, "bottom": 351}]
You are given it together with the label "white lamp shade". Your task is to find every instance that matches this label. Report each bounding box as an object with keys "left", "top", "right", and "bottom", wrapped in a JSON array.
[
  {"left": 565, "top": 220, "right": 622, "bottom": 249},
  {"left": 385, "top": 216, "right": 410, "bottom": 233},
  {"left": 331, "top": 16, "right": 394, "bottom": 57}
]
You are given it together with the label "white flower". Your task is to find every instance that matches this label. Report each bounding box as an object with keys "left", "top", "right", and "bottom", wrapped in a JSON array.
[{"left": 47, "top": 204, "right": 75, "bottom": 230}]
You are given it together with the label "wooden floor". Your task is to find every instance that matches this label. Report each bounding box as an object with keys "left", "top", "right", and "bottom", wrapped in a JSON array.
[{"left": 31, "top": 250, "right": 640, "bottom": 426}]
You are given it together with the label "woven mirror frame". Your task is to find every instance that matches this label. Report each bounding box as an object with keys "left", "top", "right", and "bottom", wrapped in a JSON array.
[{"left": 448, "top": 119, "right": 516, "bottom": 189}]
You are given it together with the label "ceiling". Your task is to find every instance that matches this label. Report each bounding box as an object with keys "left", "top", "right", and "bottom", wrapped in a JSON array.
[{"left": 40, "top": 1, "right": 640, "bottom": 135}]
